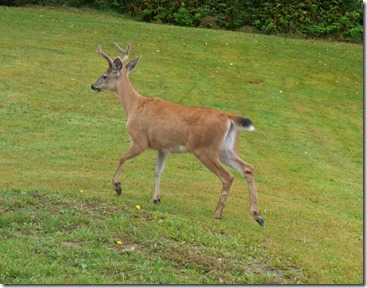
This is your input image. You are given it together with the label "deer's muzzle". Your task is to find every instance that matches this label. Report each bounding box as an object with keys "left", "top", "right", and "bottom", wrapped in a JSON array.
[{"left": 91, "top": 84, "right": 100, "bottom": 92}]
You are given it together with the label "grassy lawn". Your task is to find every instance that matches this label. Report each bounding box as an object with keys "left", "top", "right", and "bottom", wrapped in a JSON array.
[{"left": 0, "top": 6, "right": 363, "bottom": 284}]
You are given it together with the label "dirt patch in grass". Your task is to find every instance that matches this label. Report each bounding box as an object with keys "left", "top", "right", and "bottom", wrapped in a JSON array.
[{"left": 61, "top": 241, "right": 81, "bottom": 248}]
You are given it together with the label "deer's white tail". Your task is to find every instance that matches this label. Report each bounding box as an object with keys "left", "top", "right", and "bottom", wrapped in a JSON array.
[{"left": 231, "top": 116, "right": 256, "bottom": 131}]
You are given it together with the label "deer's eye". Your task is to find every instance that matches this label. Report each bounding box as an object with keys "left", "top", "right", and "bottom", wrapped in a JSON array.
[{"left": 102, "top": 75, "right": 107, "bottom": 80}]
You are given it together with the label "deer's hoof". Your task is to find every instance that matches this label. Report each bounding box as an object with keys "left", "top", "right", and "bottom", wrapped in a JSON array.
[
  {"left": 114, "top": 182, "right": 122, "bottom": 196},
  {"left": 153, "top": 199, "right": 160, "bottom": 204},
  {"left": 256, "top": 217, "right": 265, "bottom": 227}
]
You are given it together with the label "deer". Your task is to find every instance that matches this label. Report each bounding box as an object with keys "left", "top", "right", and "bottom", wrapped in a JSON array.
[{"left": 91, "top": 42, "right": 264, "bottom": 226}]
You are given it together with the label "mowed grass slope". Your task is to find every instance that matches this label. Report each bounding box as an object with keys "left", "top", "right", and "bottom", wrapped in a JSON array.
[{"left": 0, "top": 6, "right": 363, "bottom": 284}]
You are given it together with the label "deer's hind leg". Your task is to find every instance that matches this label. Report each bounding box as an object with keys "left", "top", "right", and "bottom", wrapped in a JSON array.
[
  {"left": 220, "top": 123, "right": 264, "bottom": 226},
  {"left": 192, "top": 148, "right": 234, "bottom": 220},
  {"left": 222, "top": 153, "right": 264, "bottom": 226}
]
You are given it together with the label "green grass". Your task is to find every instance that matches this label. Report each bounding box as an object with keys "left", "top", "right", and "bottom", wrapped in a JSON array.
[
  {"left": 0, "top": 189, "right": 302, "bottom": 284},
  {"left": 0, "top": 6, "right": 363, "bottom": 284}
]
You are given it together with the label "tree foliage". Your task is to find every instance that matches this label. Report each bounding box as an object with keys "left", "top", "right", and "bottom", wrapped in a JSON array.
[{"left": 2, "top": 0, "right": 363, "bottom": 41}]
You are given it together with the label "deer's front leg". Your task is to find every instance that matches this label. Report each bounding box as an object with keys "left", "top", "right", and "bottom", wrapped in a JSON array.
[
  {"left": 153, "top": 150, "right": 168, "bottom": 203},
  {"left": 112, "top": 143, "right": 145, "bottom": 195}
]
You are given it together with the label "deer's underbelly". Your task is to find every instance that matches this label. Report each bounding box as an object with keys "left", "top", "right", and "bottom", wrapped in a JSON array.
[{"left": 162, "top": 145, "right": 188, "bottom": 153}]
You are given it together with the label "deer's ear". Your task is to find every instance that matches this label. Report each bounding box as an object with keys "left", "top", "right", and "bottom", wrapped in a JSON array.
[
  {"left": 126, "top": 56, "right": 142, "bottom": 74},
  {"left": 113, "top": 57, "right": 123, "bottom": 72}
]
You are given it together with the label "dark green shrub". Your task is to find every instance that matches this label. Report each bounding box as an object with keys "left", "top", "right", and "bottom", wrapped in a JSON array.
[
  {"left": 173, "top": 8, "right": 192, "bottom": 27},
  {"left": 1, "top": 0, "right": 363, "bottom": 41}
]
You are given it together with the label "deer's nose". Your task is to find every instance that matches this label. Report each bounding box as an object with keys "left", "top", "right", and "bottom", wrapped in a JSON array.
[{"left": 91, "top": 84, "right": 95, "bottom": 90}]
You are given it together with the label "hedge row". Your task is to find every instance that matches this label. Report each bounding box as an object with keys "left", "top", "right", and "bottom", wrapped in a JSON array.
[{"left": 3, "top": 0, "right": 363, "bottom": 41}]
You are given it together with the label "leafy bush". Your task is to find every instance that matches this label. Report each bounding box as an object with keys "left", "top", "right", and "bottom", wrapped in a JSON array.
[
  {"left": 2, "top": 0, "right": 363, "bottom": 41},
  {"left": 173, "top": 7, "right": 202, "bottom": 27},
  {"left": 342, "top": 25, "right": 363, "bottom": 41},
  {"left": 252, "top": 0, "right": 363, "bottom": 40}
]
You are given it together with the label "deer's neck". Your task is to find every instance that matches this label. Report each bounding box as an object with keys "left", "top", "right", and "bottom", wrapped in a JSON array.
[{"left": 116, "top": 70, "right": 142, "bottom": 117}]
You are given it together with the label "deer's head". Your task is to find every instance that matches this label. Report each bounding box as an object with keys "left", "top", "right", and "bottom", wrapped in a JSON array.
[{"left": 91, "top": 43, "right": 141, "bottom": 92}]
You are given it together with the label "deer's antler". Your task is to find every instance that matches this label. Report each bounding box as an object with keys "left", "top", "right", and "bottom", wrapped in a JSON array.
[
  {"left": 115, "top": 42, "right": 130, "bottom": 65},
  {"left": 97, "top": 44, "right": 113, "bottom": 69}
]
